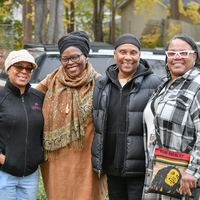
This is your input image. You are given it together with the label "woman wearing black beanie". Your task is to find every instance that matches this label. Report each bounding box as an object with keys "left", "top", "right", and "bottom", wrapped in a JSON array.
[{"left": 91, "top": 33, "right": 162, "bottom": 200}]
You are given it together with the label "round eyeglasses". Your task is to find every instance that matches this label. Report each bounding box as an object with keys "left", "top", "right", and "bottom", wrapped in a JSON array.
[
  {"left": 60, "top": 53, "right": 84, "bottom": 64},
  {"left": 165, "top": 50, "right": 195, "bottom": 59},
  {"left": 12, "top": 64, "right": 34, "bottom": 73}
]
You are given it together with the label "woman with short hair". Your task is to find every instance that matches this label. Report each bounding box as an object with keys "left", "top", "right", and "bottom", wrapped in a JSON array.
[{"left": 91, "top": 33, "right": 162, "bottom": 200}]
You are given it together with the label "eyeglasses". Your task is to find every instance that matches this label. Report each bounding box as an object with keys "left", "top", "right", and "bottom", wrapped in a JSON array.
[
  {"left": 165, "top": 50, "right": 195, "bottom": 58},
  {"left": 60, "top": 53, "right": 84, "bottom": 64},
  {"left": 13, "top": 64, "right": 34, "bottom": 73}
]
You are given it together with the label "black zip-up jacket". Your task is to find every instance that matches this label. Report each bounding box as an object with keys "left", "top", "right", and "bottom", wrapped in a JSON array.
[
  {"left": 91, "top": 59, "right": 162, "bottom": 177},
  {"left": 0, "top": 80, "right": 44, "bottom": 177}
]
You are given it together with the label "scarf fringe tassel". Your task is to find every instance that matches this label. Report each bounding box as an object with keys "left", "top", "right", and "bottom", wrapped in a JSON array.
[{"left": 44, "top": 137, "right": 86, "bottom": 161}]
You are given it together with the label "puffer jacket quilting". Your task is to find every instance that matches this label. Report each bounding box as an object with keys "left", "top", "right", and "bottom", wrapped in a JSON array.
[{"left": 91, "top": 62, "right": 162, "bottom": 177}]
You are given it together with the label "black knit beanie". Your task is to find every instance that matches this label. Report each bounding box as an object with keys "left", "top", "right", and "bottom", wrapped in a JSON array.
[
  {"left": 114, "top": 33, "right": 141, "bottom": 50},
  {"left": 58, "top": 31, "right": 90, "bottom": 56}
]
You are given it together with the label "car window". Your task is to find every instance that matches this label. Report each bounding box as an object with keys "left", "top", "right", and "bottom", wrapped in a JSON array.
[
  {"left": 34, "top": 55, "right": 61, "bottom": 82},
  {"left": 89, "top": 56, "right": 116, "bottom": 75},
  {"left": 196, "top": 42, "right": 200, "bottom": 53},
  {"left": 0, "top": 68, "right": 8, "bottom": 80},
  {"left": 146, "top": 59, "right": 166, "bottom": 76}
]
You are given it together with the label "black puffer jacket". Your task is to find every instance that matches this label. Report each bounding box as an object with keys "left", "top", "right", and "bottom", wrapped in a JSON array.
[
  {"left": 0, "top": 80, "right": 44, "bottom": 177},
  {"left": 91, "top": 59, "right": 162, "bottom": 177}
]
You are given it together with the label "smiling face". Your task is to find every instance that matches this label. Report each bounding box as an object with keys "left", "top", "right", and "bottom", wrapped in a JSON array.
[
  {"left": 114, "top": 44, "right": 141, "bottom": 79},
  {"left": 7, "top": 61, "right": 32, "bottom": 94},
  {"left": 61, "top": 46, "right": 88, "bottom": 78},
  {"left": 167, "top": 39, "right": 197, "bottom": 80}
]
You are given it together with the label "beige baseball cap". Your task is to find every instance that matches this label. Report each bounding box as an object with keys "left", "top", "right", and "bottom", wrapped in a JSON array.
[{"left": 5, "top": 49, "right": 37, "bottom": 72}]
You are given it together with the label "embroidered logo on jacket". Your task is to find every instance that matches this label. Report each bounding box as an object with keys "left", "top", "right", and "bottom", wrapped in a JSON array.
[{"left": 31, "top": 103, "right": 42, "bottom": 110}]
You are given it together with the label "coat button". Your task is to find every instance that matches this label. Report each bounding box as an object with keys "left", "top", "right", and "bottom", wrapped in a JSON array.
[
  {"left": 147, "top": 172, "right": 150, "bottom": 176},
  {"left": 148, "top": 158, "right": 151, "bottom": 161},
  {"left": 144, "top": 190, "right": 148, "bottom": 193}
]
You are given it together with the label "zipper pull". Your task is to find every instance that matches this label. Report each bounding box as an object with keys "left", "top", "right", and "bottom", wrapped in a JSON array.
[
  {"left": 98, "top": 170, "right": 101, "bottom": 178},
  {"left": 21, "top": 96, "right": 24, "bottom": 102}
]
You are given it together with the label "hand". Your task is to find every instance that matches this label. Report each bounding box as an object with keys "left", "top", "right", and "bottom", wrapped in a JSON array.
[
  {"left": 0, "top": 153, "right": 5, "bottom": 165},
  {"left": 180, "top": 172, "right": 198, "bottom": 196}
]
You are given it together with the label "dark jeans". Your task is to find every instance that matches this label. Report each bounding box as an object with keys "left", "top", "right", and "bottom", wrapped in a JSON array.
[{"left": 107, "top": 174, "right": 144, "bottom": 200}]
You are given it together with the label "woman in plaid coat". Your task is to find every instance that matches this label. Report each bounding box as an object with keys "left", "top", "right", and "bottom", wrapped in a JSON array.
[{"left": 143, "top": 34, "right": 200, "bottom": 200}]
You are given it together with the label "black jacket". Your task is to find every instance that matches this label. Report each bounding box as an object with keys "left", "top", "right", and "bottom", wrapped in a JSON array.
[
  {"left": 0, "top": 80, "right": 44, "bottom": 177},
  {"left": 91, "top": 59, "right": 162, "bottom": 177}
]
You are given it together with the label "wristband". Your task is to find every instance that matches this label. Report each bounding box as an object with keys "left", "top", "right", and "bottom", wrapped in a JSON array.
[{"left": 0, "top": 152, "right": 2, "bottom": 155}]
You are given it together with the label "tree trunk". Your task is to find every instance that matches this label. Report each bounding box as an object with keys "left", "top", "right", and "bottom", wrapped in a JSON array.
[
  {"left": 53, "top": 0, "right": 64, "bottom": 43},
  {"left": 97, "top": 0, "right": 105, "bottom": 41},
  {"left": 70, "top": 1, "right": 75, "bottom": 32},
  {"left": 67, "top": 1, "right": 75, "bottom": 33},
  {"left": 170, "top": 0, "right": 179, "bottom": 20},
  {"left": 93, "top": 0, "right": 98, "bottom": 40},
  {"left": 34, "top": 0, "right": 44, "bottom": 43},
  {"left": 26, "top": 1, "right": 32, "bottom": 43},
  {"left": 21, "top": 0, "right": 32, "bottom": 43},
  {"left": 21, "top": 0, "right": 26, "bottom": 41},
  {"left": 110, "top": 0, "right": 116, "bottom": 45},
  {"left": 46, "top": 0, "right": 57, "bottom": 44},
  {"left": 93, "top": 0, "right": 105, "bottom": 42},
  {"left": 41, "top": 0, "right": 48, "bottom": 43},
  {"left": 66, "top": 6, "right": 69, "bottom": 33}
]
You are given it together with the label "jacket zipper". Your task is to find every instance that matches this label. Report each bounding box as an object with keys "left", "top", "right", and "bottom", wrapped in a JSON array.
[
  {"left": 21, "top": 96, "right": 29, "bottom": 176},
  {"left": 122, "top": 91, "right": 131, "bottom": 175},
  {"left": 116, "top": 88, "right": 122, "bottom": 167}
]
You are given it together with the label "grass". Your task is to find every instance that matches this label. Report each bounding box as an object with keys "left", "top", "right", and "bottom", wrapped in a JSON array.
[
  {"left": 37, "top": 170, "right": 109, "bottom": 200},
  {"left": 37, "top": 170, "right": 48, "bottom": 200}
]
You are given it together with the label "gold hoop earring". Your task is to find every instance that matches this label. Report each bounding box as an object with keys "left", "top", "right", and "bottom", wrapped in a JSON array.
[{"left": 107, "top": 57, "right": 116, "bottom": 67}]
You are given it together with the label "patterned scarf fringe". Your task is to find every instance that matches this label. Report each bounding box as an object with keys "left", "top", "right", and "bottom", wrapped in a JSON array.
[{"left": 44, "top": 136, "right": 86, "bottom": 161}]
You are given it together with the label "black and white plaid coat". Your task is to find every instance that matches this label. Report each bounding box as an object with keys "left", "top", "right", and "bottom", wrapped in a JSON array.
[{"left": 143, "top": 67, "right": 200, "bottom": 200}]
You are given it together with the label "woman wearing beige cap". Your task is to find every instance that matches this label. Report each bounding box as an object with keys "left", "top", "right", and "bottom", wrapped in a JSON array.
[{"left": 0, "top": 49, "right": 44, "bottom": 200}]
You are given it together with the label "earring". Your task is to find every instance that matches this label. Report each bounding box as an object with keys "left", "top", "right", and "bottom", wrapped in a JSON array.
[
  {"left": 107, "top": 58, "right": 116, "bottom": 67},
  {"left": 85, "top": 60, "right": 88, "bottom": 68}
]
